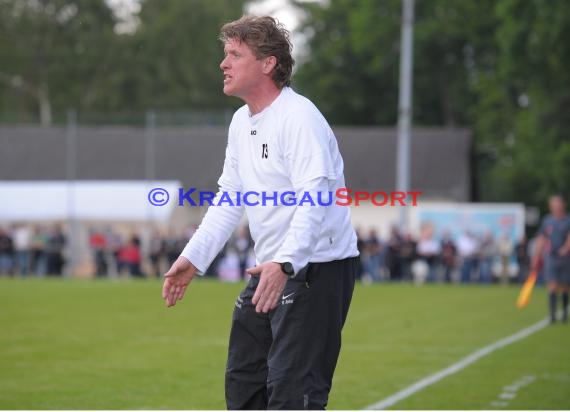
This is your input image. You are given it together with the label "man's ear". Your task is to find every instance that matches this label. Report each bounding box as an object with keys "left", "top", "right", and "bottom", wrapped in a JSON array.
[{"left": 262, "top": 56, "right": 277, "bottom": 75}]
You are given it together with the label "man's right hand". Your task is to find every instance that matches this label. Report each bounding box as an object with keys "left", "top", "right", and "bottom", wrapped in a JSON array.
[{"left": 162, "top": 256, "right": 197, "bottom": 307}]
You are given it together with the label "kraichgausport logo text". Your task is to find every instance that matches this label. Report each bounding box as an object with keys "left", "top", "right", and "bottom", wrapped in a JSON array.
[{"left": 148, "top": 188, "right": 422, "bottom": 207}]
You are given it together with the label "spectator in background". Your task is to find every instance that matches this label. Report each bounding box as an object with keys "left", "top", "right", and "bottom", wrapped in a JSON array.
[
  {"left": 13, "top": 224, "right": 31, "bottom": 276},
  {"left": 416, "top": 225, "right": 441, "bottom": 282},
  {"left": 457, "top": 230, "right": 479, "bottom": 283},
  {"left": 399, "top": 232, "right": 416, "bottom": 281},
  {"left": 233, "top": 226, "right": 253, "bottom": 280},
  {"left": 118, "top": 235, "right": 143, "bottom": 277},
  {"left": 478, "top": 231, "right": 495, "bottom": 284},
  {"left": 149, "top": 230, "right": 165, "bottom": 279},
  {"left": 496, "top": 232, "right": 514, "bottom": 284},
  {"left": 30, "top": 225, "right": 47, "bottom": 277},
  {"left": 355, "top": 228, "right": 366, "bottom": 281},
  {"left": 515, "top": 234, "right": 530, "bottom": 283},
  {"left": 107, "top": 229, "right": 123, "bottom": 277},
  {"left": 440, "top": 230, "right": 457, "bottom": 283},
  {"left": 0, "top": 227, "right": 14, "bottom": 276},
  {"left": 365, "top": 229, "right": 383, "bottom": 282},
  {"left": 165, "top": 230, "right": 199, "bottom": 273},
  {"left": 207, "top": 242, "right": 227, "bottom": 278},
  {"left": 218, "top": 247, "right": 241, "bottom": 282},
  {"left": 164, "top": 230, "right": 183, "bottom": 267},
  {"left": 386, "top": 226, "right": 403, "bottom": 280},
  {"left": 46, "top": 225, "right": 66, "bottom": 276},
  {"left": 89, "top": 227, "right": 108, "bottom": 277},
  {"left": 174, "top": 232, "right": 188, "bottom": 267}
]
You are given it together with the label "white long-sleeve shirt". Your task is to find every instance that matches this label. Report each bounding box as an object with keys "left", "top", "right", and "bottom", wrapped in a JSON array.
[{"left": 181, "top": 87, "right": 358, "bottom": 274}]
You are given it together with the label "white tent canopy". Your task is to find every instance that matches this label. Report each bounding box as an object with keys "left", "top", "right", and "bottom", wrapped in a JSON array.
[{"left": 0, "top": 180, "right": 182, "bottom": 222}]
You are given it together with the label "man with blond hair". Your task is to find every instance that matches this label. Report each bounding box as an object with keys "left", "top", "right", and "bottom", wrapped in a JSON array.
[{"left": 162, "top": 16, "right": 359, "bottom": 409}]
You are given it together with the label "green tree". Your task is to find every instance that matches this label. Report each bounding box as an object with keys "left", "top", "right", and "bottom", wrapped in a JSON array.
[
  {"left": 0, "top": 0, "right": 118, "bottom": 124},
  {"left": 0, "top": 0, "right": 252, "bottom": 123},
  {"left": 293, "top": 0, "right": 498, "bottom": 127},
  {"left": 128, "top": 0, "right": 249, "bottom": 111},
  {"left": 292, "top": 0, "right": 401, "bottom": 125},
  {"left": 473, "top": 0, "right": 570, "bottom": 207},
  {"left": 294, "top": 0, "right": 570, "bottom": 207}
]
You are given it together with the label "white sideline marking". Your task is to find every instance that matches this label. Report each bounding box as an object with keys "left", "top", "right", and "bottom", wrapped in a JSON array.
[{"left": 363, "top": 317, "right": 550, "bottom": 410}]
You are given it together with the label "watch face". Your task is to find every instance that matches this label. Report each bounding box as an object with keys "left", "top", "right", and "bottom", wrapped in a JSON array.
[{"left": 282, "top": 262, "right": 294, "bottom": 276}]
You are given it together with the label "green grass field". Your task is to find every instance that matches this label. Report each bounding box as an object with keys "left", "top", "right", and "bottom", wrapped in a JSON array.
[{"left": 1, "top": 278, "right": 569, "bottom": 410}]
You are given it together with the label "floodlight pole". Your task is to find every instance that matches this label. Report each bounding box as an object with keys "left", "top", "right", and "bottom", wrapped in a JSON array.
[
  {"left": 66, "top": 109, "right": 78, "bottom": 277},
  {"left": 144, "top": 110, "right": 157, "bottom": 252},
  {"left": 145, "top": 110, "right": 157, "bottom": 185},
  {"left": 396, "top": 0, "right": 415, "bottom": 232}
]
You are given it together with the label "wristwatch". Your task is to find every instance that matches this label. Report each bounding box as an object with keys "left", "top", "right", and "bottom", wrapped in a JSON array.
[{"left": 280, "top": 262, "right": 295, "bottom": 278}]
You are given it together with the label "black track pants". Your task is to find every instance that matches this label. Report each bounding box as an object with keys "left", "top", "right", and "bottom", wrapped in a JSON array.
[{"left": 225, "top": 257, "right": 357, "bottom": 410}]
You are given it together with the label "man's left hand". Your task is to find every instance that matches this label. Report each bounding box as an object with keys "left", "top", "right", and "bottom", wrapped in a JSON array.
[{"left": 247, "top": 262, "right": 288, "bottom": 313}]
